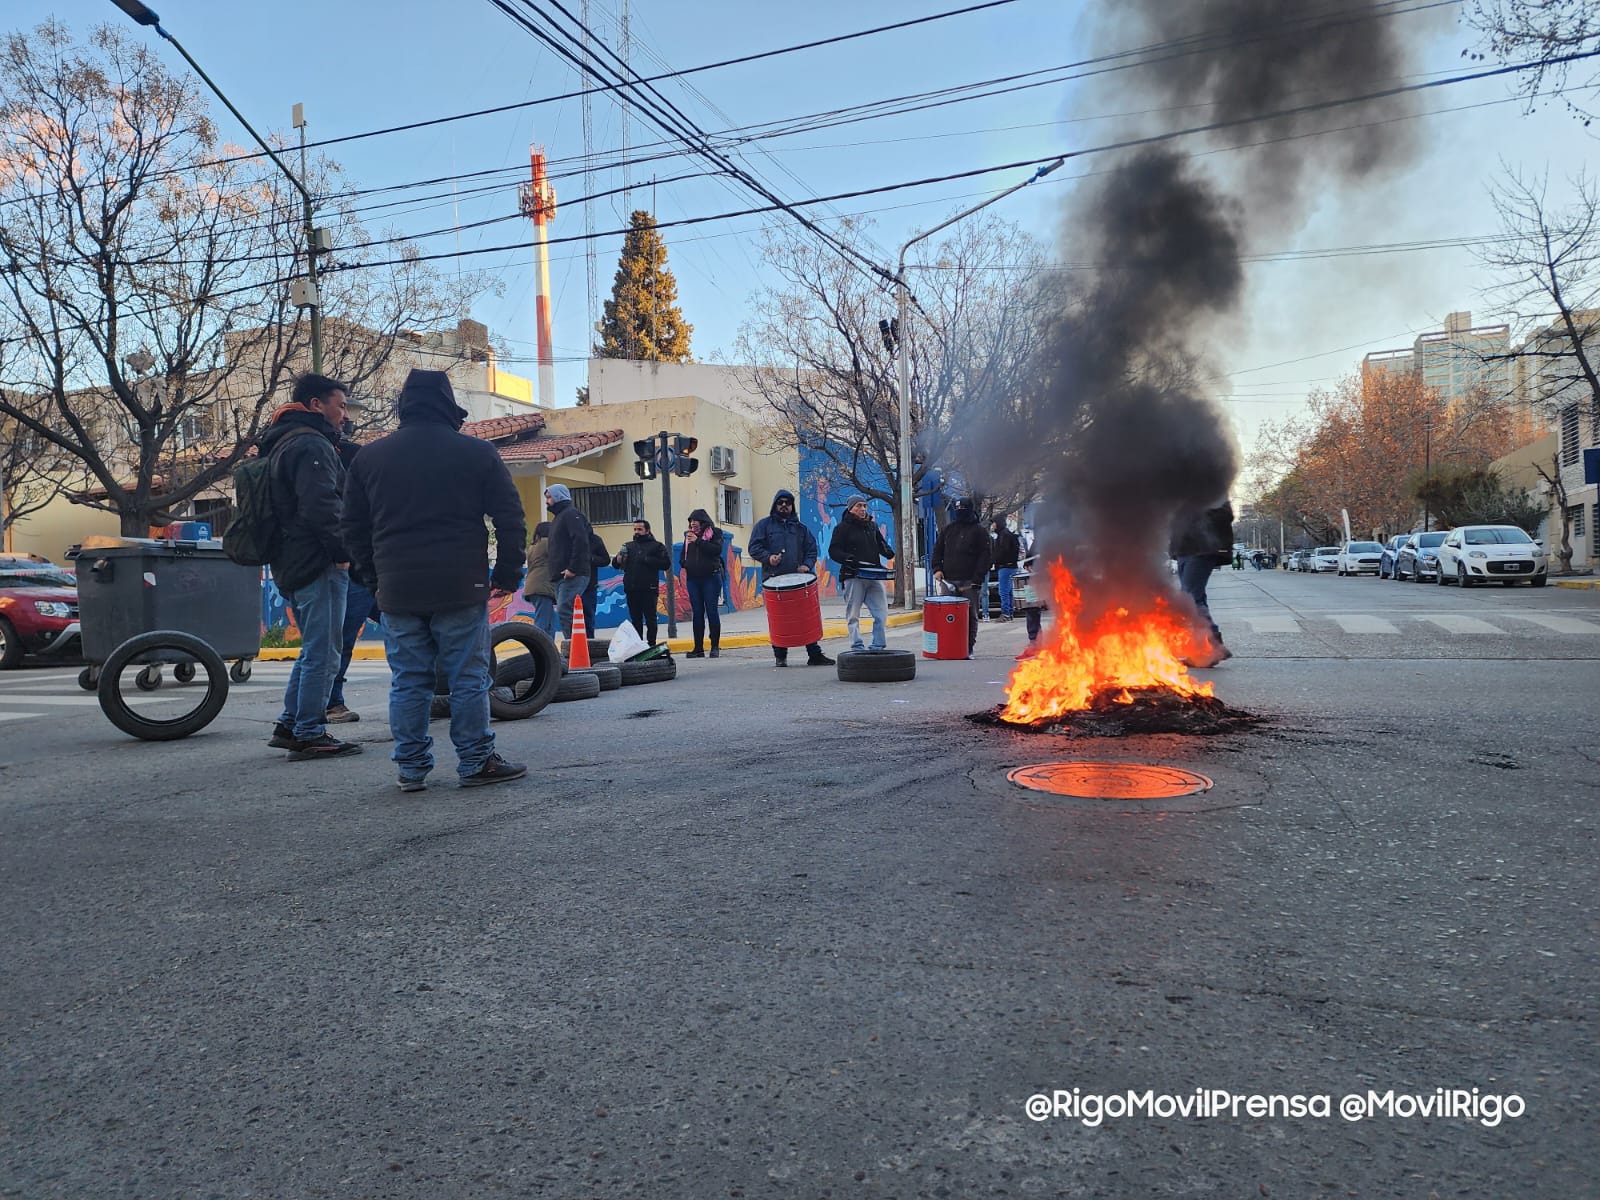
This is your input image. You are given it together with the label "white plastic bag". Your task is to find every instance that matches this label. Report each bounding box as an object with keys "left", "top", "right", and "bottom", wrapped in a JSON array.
[{"left": 608, "top": 619, "right": 649, "bottom": 663}]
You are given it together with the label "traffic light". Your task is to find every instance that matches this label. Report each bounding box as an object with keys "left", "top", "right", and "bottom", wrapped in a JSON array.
[
  {"left": 634, "top": 459, "right": 657, "bottom": 480},
  {"left": 671, "top": 435, "right": 699, "bottom": 477},
  {"left": 633, "top": 437, "right": 657, "bottom": 459},
  {"left": 878, "top": 317, "right": 899, "bottom": 355}
]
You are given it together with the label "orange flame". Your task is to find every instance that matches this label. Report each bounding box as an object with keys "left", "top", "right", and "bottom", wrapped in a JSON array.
[{"left": 1000, "top": 558, "right": 1215, "bottom": 724}]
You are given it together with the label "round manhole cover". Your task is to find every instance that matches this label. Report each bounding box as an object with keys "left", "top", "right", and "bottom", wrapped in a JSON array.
[{"left": 1006, "top": 762, "right": 1212, "bottom": 800}]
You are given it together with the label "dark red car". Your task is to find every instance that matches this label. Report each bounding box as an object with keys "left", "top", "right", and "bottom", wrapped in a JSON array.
[{"left": 0, "top": 556, "right": 80, "bottom": 669}]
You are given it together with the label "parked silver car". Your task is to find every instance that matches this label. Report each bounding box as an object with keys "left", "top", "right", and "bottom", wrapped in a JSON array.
[
  {"left": 1377, "top": 534, "right": 1411, "bottom": 579},
  {"left": 1394, "top": 531, "right": 1446, "bottom": 581}
]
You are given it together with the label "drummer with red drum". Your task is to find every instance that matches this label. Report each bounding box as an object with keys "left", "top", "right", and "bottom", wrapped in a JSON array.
[
  {"left": 748, "top": 489, "right": 834, "bottom": 668},
  {"left": 828, "top": 494, "right": 895, "bottom": 653}
]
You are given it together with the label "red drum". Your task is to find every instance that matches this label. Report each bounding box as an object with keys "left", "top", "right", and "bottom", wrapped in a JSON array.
[
  {"left": 922, "top": 595, "right": 970, "bottom": 659},
  {"left": 762, "top": 572, "right": 823, "bottom": 647}
]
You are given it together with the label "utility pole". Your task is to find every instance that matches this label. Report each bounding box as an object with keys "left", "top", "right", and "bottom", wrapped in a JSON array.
[
  {"left": 892, "top": 157, "right": 1064, "bottom": 610},
  {"left": 112, "top": 1, "right": 326, "bottom": 373}
]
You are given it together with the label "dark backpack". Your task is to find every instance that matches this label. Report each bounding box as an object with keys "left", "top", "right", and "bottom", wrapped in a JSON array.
[{"left": 222, "top": 428, "right": 317, "bottom": 567}]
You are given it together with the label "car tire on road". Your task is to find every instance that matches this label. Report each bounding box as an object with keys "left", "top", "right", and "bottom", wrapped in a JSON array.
[
  {"left": 97, "top": 630, "right": 229, "bottom": 741},
  {"left": 1533, "top": 576, "right": 1548, "bottom": 587},
  {"left": 488, "top": 622, "right": 562, "bottom": 720},
  {"left": 836, "top": 649, "right": 917, "bottom": 683},
  {"left": 572, "top": 662, "right": 623, "bottom": 691},
  {"left": 553, "top": 671, "right": 602, "bottom": 702},
  {"left": 1457, "top": 564, "right": 1472, "bottom": 589},
  {"left": 619, "top": 656, "right": 677, "bottom": 685},
  {"left": 0, "top": 617, "right": 20, "bottom": 670}
]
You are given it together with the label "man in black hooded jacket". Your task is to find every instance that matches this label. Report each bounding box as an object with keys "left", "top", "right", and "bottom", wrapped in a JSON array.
[
  {"left": 930, "top": 496, "right": 992, "bottom": 658},
  {"left": 342, "top": 369, "right": 528, "bottom": 790},
  {"left": 748, "top": 488, "right": 833, "bottom": 666}
]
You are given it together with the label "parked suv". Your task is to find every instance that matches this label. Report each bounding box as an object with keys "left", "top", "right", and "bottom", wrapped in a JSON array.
[
  {"left": 0, "top": 556, "right": 80, "bottom": 669},
  {"left": 1435, "top": 525, "right": 1547, "bottom": 588}
]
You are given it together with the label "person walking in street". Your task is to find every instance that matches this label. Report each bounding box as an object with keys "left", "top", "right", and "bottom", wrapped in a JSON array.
[
  {"left": 828, "top": 495, "right": 894, "bottom": 652},
  {"left": 263, "top": 373, "right": 362, "bottom": 761},
  {"left": 930, "top": 496, "right": 992, "bottom": 659},
  {"left": 748, "top": 489, "right": 833, "bottom": 667},
  {"left": 522, "top": 522, "right": 557, "bottom": 639},
  {"left": 544, "top": 484, "right": 593, "bottom": 645},
  {"left": 342, "top": 369, "right": 528, "bottom": 790},
  {"left": 614, "top": 518, "right": 671, "bottom": 646},
  {"left": 1169, "top": 499, "right": 1235, "bottom": 668},
  {"left": 681, "top": 508, "right": 725, "bottom": 657},
  {"left": 990, "top": 516, "right": 1021, "bottom": 622}
]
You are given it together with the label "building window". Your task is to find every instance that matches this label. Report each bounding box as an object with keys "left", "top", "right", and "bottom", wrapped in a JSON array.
[
  {"left": 573, "top": 483, "right": 643, "bottom": 525},
  {"left": 717, "top": 484, "right": 751, "bottom": 527},
  {"left": 1560, "top": 404, "right": 1580, "bottom": 466},
  {"left": 1570, "top": 504, "right": 1587, "bottom": 540}
]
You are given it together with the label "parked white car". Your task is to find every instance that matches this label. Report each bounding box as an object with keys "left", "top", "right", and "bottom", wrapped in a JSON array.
[
  {"left": 1309, "top": 546, "right": 1341, "bottom": 573},
  {"left": 1337, "top": 540, "right": 1384, "bottom": 576},
  {"left": 1435, "top": 525, "right": 1548, "bottom": 588}
]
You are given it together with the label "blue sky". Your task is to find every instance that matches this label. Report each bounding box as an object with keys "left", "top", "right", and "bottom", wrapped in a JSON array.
[{"left": 20, "top": 0, "right": 1594, "bottom": 460}]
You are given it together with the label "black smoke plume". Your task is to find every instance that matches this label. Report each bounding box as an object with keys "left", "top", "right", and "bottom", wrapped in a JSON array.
[{"left": 956, "top": 0, "right": 1425, "bottom": 620}]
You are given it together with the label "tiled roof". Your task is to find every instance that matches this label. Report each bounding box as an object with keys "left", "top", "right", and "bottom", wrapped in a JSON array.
[
  {"left": 462, "top": 411, "right": 546, "bottom": 442},
  {"left": 497, "top": 429, "right": 623, "bottom": 465}
]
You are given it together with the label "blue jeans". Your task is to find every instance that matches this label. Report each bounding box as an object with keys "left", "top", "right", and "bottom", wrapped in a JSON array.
[
  {"left": 997, "top": 567, "right": 1017, "bottom": 617},
  {"left": 383, "top": 604, "right": 494, "bottom": 782},
  {"left": 328, "top": 577, "right": 376, "bottom": 708},
  {"left": 685, "top": 574, "right": 721, "bottom": 650},
  {"left": 1176, "top": 555, "right": 1222, "bottom": 642},
  {"left": 843, "top": 577, "right": 887, "bottom": 650},
  {"left": 556, "top": 574, "right": 589, "bottom": 642},
  {"left": 277, "top": 565, "right": 348, "bottom": 739},
  {"left": 528, "top": 594, "right": 556, "bottom": 639}
]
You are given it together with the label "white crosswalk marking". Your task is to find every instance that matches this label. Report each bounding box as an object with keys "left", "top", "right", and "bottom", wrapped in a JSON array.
[
  {"left": 1330, "top": 615, "right": 1400, "bottom": 634},
  {"left": 0, "top": 710, "right": 43, "bottom": 722},
  {"left": 1418, "top": 614, "right": 1503, "bottom": 635},
  {"left": 1500, "top": 613, "right": 1600, "bottom": 634}
]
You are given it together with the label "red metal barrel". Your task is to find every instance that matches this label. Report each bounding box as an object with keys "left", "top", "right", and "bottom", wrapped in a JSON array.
[{"left": 922, "top": 596, "right": 970, "bottom": 659}]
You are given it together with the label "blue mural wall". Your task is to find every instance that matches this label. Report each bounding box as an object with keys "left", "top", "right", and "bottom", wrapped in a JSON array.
[{"left": 796, "top": 443, "right": 905, "bottom": 597}]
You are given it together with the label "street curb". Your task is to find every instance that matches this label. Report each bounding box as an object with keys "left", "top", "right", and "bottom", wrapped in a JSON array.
[
  {"left": 1554, "top": 578, "right": 1600, "bottom": 589},
  {"left": 256, "top": 608, "right": 928, "bottom": 661}
]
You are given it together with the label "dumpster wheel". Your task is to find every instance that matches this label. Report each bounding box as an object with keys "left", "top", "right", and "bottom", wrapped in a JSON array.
[{"left": 98, "top": 630, "right": 229, "bottom": 741}]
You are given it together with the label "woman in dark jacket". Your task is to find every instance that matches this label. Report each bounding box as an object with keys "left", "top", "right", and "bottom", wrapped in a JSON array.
[{"left": 680, "top": 508, "right": 725, "bottom": 657}]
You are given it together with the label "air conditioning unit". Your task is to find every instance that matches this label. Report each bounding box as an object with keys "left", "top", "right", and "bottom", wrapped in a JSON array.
[{"left": 709, "top": 445, "right": 736, "bottom": 476}]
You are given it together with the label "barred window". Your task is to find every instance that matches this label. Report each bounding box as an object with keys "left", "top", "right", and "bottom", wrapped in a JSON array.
[
  {"left": 1560, "top": 404, "right": 1580, "bottom": 466},
  {"left": 1570, "top": 504, "right": 1587, "bottom": 539},
  {"left": 572, "top": 483, "right": 643, "bottom": 525}
]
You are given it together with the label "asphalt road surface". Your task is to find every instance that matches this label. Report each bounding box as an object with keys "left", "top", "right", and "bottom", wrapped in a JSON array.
[{"left": 2, "top": 569, "right": 1596, "bottom": 1197}]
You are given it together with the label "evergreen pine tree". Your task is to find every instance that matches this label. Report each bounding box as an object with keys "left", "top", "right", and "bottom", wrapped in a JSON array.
[{"left": 594, "top": 211, "right": 692, "bottom": 362}]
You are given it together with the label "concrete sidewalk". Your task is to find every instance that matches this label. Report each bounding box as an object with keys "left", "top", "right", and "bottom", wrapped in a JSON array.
[{"left": 260, "top": 599, "right": 927, "bottom": 662}]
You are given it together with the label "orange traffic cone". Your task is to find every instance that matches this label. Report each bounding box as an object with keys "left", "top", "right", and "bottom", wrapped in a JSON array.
[{"left": 569, "top": 597, "right": 592, "bottom": 669}]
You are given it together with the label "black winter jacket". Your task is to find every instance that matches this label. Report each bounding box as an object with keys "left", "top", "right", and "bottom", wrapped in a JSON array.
[
  {"left": 260, "top": 407, "right": 347, "bottom": 593},
  {"left": 827, "top": 512, "right": 894, "bottom": 579},
  {"left": 681, "top": 526, "right": 725, "bottom": 578},
  {"left": 991, "top": 527, "right": 1021, "bottom": 568},
  {"left": 546, "top": 499, "right": 593, "bottom": 579},
  {"left": 340, "top": 375, "right": 526, "bottom": 614},
  {"left": 747, "top": 489, "right": 818, "bottom": 579},
  {"left": 613, "top": 534, "right": 671, "bottom": 592},
  {"left": 930, "top": 513, "right": 993, "bottom": 584},
  {"left": 1169, "top": 501, "right": 1235, "bottom": 561}
]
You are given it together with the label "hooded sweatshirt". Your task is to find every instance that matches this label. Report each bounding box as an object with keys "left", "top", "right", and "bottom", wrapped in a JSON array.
[
  {"left": 1169, "top": 501, "right": 1235, "bottom": 561},
  {"left": 930, "top": 502, "right": 992, "bottom": 583},
  {"left": 341, "top": 369, "right": 526, "bottom": 614},
  {"left": 258, "top": 403, "right": 347, "bottom": 593},
  {"left": 545, "top": 491, "right": 593, "bottom": 580},
  {"left": 747, "top": 489, "right": 818, "bottom": 579}
]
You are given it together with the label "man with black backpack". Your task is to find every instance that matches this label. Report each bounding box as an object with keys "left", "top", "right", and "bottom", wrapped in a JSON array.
[{"left": 259, "top": 374, "right": 363, "bottom": 761}]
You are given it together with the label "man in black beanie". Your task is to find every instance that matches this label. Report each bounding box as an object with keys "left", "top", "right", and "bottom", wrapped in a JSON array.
[
  {"left": 930, "top": 496, "right": 992, "bottom": 659},
  {"left": 342, "top": 369, "right": 528, "bottom": 790}
]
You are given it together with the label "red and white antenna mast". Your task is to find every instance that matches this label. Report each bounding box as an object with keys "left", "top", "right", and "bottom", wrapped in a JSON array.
[{"left": 517, "top": 146, "right": 557, "bottom": 410}]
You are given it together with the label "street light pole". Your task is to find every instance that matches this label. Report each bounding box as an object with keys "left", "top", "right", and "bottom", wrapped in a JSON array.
[
  {"left": 1423, "top": 420, "right": 1432, "bottom": 533},
  {"left": 110, "top": 0, "right": 324, "bottom": 373},
  {"left": 892, "top": 157, "right": 1064, "bottom": 610}
]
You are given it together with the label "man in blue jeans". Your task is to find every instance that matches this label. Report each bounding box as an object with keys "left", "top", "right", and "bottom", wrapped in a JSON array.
[
  {"left": 342, "top": 370, "right": 528, "bottom": 790},
  {"left": 544, "top": 483, "right": 593, "bottom": 646},
  {"left": 263, "top": 374, "right": 363, "bottom": 762},
  {"left": 990, "top": 517, "right": 1021, "bottom": 621}
]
